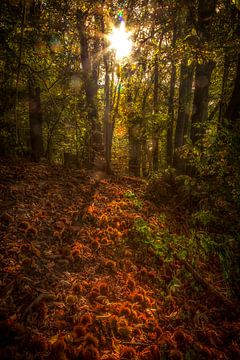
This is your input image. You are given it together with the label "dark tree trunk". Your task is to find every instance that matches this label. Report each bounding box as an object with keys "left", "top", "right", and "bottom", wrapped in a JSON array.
[
  {"left": 190, "top": 60, "right": 215, "bottom": 144},
  {"left": 152, "top": 137, "right": 159, "bottom": 172},
  {"left": 110, "top": 82, "right": 121, "bottom": 166},
  {"left": 173, "top": 59, "right": 194, "bottom": 171},
  {"left": 103, "top": 59, "right": 111, "bottom": 173},
  {"left": 225, "top": 6, "right": 240, "bottom": 125},
  {"left": 28, "top": 79, "right": 44, "bottom": 162},
  {"left": 141, "top": 71, "right": 154, "bottom": 175},
  {"left": 76, "top": 10, "right": 102, "bottom": 168},
  {"left": 141, "top": 136, "right": 148, "bottom": 177},
  {"left": 102, "top": 11, "right": 112, "bottom": 174},
  {"left": 225, "top": 54, "right": 240, "bottom": 124},
  {"left": 190, "top": 0, "right": 216, "bottom": 145},
  {"left": 152, "top": 56, "right": 159, "bottom": 172},
  {"left": 166, "top": 24, "right": 177, "bottom": 165}
]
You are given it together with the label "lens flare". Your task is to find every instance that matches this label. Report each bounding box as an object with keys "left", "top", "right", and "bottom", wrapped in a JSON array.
[{"left": 108, "top": 22, "right": 132, "bottom": 60}]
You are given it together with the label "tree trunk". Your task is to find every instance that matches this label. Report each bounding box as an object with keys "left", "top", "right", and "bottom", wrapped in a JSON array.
[
  {"left": 141, "top": 136, "right": 148, "bottom": 177},
  {"left": 152, "top": 56, "right": 159, "bottom": 172},
  {"left": 76, "top": 10, "right": 102, "bottom": 168},
  {"left": 225, "top": 54, "right": 240, "bottom": 125},
  {"left": 190, "top": 0, "right": 216, "bottom": 145},
  {"left": 190, "top": 60, "right": 215, "bottom": 144},
  {"left": 225, "top": 5, "right": 240, "bottom": 125},
  {"left": 103, "top": 53, "right": 112, "bottom": 174},
  {"left": 173, "top": 59, "right": 194, "bottom": 172},
  {"left": 166, "top": 24, "right": 177, "bottom": 165},
  {"left": 28, "top": 78, "right": 44, "bottom": 162},
  {"left": 141, "top": 71, "right": 154, "bottom": 175}
]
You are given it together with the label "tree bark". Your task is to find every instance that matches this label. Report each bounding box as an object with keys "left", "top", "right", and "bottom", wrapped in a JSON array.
[
  {"left": 225, "top": 53, "right": 240, "bottom": 125},
  {"left": 190, "top": 0, "right": 216, "bottom": 145},
  {"left": 173, "top": 59, "right": 194, "bottom": 171},
  {"left": 141, "top": 71, "right": 154, "bottom": 175},
  {"left": 225, "top": 5, "right": 240, "bottom": 125},
  {"left": 103, "top": 54, "right": 111, "bottom": 173},
  {"left": 190, "top": 60, "right": 215, "bottom": 144},
  {"left": 152, "top": 56, "right": 159, "bottom": 172},
  {"left": 76, "top": 10, "right": 102, "bottom": 168},
  {"left": 166, "top": 24, "right": 177, "bottom": 165},
  {"left": 141, "top": 136, "right": 148, "bottom": 177}
]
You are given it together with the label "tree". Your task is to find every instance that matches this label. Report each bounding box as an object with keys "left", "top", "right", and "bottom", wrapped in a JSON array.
[
  {"left": 76, "top": 7, "right": 103, "bottom": 167},
  {"left": 152, "top": 56, "right": 159, "bottom": 172},
  {"left": 174, "top": 59, "right": 194, "bottom": 172},
  {"left": 166, "top": 16, "right": 177, "bottom": 165},
  {"left": 190, "top": 0, "right": 216, "bottom": 145}
]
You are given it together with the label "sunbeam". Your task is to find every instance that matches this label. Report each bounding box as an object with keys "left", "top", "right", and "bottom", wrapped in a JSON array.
[{"left": 108, "top": 21, "right": 132, "bottom": 60}]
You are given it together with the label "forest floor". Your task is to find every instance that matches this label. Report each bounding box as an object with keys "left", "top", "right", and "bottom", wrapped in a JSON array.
[{"left": 0, "top": 160, "right": 239, "bottom": 360}]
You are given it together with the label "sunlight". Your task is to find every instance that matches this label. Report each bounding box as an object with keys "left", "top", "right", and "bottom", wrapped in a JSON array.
[{"left": 108, "top": 21, "right": 132, "bottom": 60}]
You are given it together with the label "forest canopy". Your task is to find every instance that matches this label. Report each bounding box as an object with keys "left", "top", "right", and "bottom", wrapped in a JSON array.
[{"left": 0, "top": 0, "right": 239, "bottom": 176}]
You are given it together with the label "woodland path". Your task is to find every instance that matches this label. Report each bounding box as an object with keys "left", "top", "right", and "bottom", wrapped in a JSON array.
[{"left": 0, "top": 160, "right": 239, "bottom": 360}]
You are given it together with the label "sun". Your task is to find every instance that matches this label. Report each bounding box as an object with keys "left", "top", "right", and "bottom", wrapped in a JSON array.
[{"left": 108, "top": 22, "right": 132, "bottom": 60}]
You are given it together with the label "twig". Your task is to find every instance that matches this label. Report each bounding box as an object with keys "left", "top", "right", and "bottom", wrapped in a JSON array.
[
  {"left": 175, "top": 255, "right": 237, "bottom": 312},
  {"left": 120, "top": 341, "right": 151, "bottom": 347}
]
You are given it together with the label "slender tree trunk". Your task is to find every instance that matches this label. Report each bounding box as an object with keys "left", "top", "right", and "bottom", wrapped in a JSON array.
[
  {"left": 141, "top": 136, "right": 148, "bottom": 177},
  {"left": 28, "top": 78, "right": 44, "bottom": 162},
  {"left": 15, "top": 0, "right": 26, "bottom": 148},
  {"left": 173, "top": 59, "right": 194, "bottom": 171},
  {"left": 141, "top": 71, "right": 154, "bottom": 175},
  {"left": 190, "top": 0, "right": 216, "bottom": 145},
  {"left": 76, "top": 10, "right": 102, "bottom": 168},
  {"left": 225, "top": 6, "right": 240, "bottom": 125},
  {"left": 167, "top": 24, "right": 177, "bottom": 165},
  {"left": 152, "top": 137, "right": 159, "bottom": 172},
  {"left": 103, "top": 53, "right": 112, "bottom": 173},
  {"left": 101, "top": 11, "right": 111, "bottom": 174},
  {"left": 152, "top": 56, "right": 159, "bottom": 172},
  {"left": 111, "top": 81, "right": 121, "bottom": 142}
]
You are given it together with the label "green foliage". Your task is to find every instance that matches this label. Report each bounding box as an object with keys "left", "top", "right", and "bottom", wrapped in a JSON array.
[
  {"left": 191, "top": 210, "right": 216, "bottom": 227},
  {"left": 123, "top": 190, "right": 143, "bottom": 209},
  {"left": 132, "top": 217, "right": 152, "bottom": 242}
]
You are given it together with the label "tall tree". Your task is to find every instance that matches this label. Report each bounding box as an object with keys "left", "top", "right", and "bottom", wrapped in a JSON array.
[
  {"left": 225, "top": 6, "right": 240, "bottom": 126},
  {"left": 28, "top": 0, "right": 45, "bottom": 161},
  {"left": 152, "top": 55, "right": 159, "bottom": 172},
  {"left": 173, "top": 59, "right": 194, "bottom": 171},
  {"left": 166, "top": 18, "right": 177, "bottom": 165},
  {"left": 190, "top": 0, "right": 216, "bottom": 144},
  {"left": 76, "top": 8, "right": 102, "bottom": 167}
]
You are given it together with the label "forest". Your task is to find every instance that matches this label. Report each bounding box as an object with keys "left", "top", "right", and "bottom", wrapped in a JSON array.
[{"left": 0, "top": 0, "right": 240, "bottom": 359}]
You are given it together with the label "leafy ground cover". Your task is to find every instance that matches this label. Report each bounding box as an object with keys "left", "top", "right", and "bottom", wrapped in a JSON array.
[{"left": 0, "top": 160, "right": 239, "bottom": 359}]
